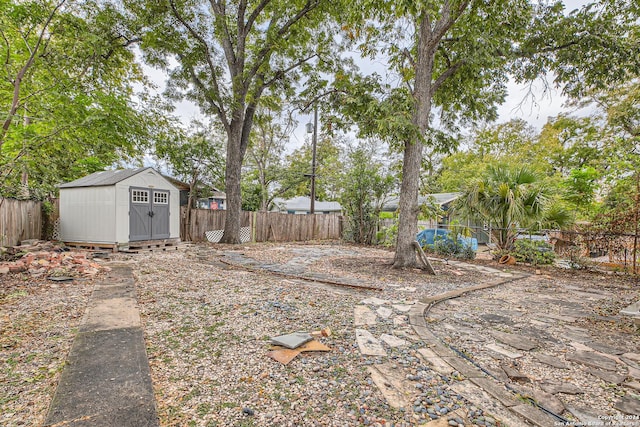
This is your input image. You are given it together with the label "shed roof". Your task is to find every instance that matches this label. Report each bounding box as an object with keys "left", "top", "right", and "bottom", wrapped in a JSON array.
[{"left": 59, "top": 168, "right": 154, "bottom": 188}]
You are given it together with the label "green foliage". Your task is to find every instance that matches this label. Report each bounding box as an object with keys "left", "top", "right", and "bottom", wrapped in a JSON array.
[
  {"left": 512, "top": 239, "right": 555, "bottom": 265},
  {"left": 376, "top": 220, "right": 398, "bottom": 248},
  {"left": 562, "top": 166, "right": 600, "bottom": 218},
  {"left": 155, "top": 121, "right": 226, "bottom": 205},
  {"left": 340, "top": 143, "right": 395, "bottom": 245},
  {"left": 243, "top": 108, "right": 293, "bottom": 211},
  {"left": 0, "top": 0, "right": 172, "bottom": 198},
  {"left": 279, "top": 134, "right": 344, "bottom": 201},
  {"left": 430, "top": 237, "right": 476, "bottom": 261},
  {"left": 515, "top": 0, "right": 640, "bottom": 100},
  {"left": 461, "top": 164, "right": 567, "bottom": 251}
]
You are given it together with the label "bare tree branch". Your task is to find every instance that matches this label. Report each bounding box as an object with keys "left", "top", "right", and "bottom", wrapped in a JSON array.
[{"left": 169, "top": 0, "right": 229, "bottom": 129}]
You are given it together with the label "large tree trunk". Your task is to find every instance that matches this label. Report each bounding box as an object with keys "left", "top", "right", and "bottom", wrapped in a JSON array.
[
  {"left": 221, "top": 124, "right": 244, "bottom": 243},
  {"left": 221, "top": 104, "right": 257, "bottom": 243},
  {"left": 393, "top": 137, "right": 424, "bottom": 267},
  {"left": 393, "top": 17, "right": 435, "bottom": 269}
]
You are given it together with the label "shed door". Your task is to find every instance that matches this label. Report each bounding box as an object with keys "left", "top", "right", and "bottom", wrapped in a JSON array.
[
  {"left": 129, "top": 188, "right": 171, "bottom": 241},
  {"left": 151, "top": 190, "right": 170, "bottom": 239},
  {"left": 130, "top": 188, "right": 152, "bottom": 241}
]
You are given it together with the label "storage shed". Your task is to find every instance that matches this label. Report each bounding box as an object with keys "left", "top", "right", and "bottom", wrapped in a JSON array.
[{"left": 59, "top": 168, "right": 180, "bottom": 250}]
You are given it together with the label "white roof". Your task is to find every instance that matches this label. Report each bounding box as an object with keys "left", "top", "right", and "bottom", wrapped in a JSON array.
[
  {"left": 272, "top": 196, "right": 342, "bottom": 212},
  {"left": 382, "top": 192, "right": 461, "bottom": 212}
]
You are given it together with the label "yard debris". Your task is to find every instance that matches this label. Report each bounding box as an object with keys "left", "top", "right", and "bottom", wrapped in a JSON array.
[
  {"left": 269, "top": 332, "right": 313, "bottom": 349},
  {"left": 310, "top": 327, "right": 332, "bottom": 338},
  {"left": 0, "top": 240, "right": 110, "bottom": 278},
  {"left": 267, "top": 339, "right": 331, "bottom": 365}
]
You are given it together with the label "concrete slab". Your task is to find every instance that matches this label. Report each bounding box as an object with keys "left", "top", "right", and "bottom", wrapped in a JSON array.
[
  {"left": 590, "top": 369, "right": 627, "bottom": 385},
  {"left": 44, "top": 265, "right": 158, "bottom": 427},
  {"left": 511, "top": 403, "right": 559, "bottom": 427},
  {"left": 270, "top": 332, "right": 313, "bottom": 349},
  {"left": 540, "top": 381, "right": 584, "bottom": 395},
  {"left": 450, "top": 380, "right": 531, "bottom": 427},
  {"left": 367, "top": 363, "right": 417, "bottom": 409},
  {"left": 586, "top": 341, "right": 626, "bottom": 355},
  {"left": 81, "top": 296, "right": 141, "bottom": 332},
  {"left": 532, "top": 353, "right": 569, "bottom": 369},
  {"left": 417, "top": 348, "right": 454, "bottom": 375},
  {"left": 44, "top": 328, "right": 157, "bottom": 427},
  {"left": 566, "top": 406, "right": 601, "bottom": 425},
  {"left": 467, "top": 377, "right": 518, "bottom": 408},
  {"left": 392, "top": 304, "right": 413, "bottom": 313},
  {"left": 614, "top": 395, "right": 640, "bottom": 415},
  {"left": 442, "top": 356, "right": 484, "bottom": 378}
]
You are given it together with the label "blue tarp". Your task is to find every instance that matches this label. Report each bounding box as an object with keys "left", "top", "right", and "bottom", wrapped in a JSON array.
[{"left": 416, "top": 228, "right": 478, "bottom": 251}]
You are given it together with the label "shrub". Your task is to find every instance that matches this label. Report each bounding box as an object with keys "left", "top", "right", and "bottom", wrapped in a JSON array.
[
  {"left": 512, "top": 239, "right": 555, "bottom": 265},
  {"left": 376, "top": 221, "right": 398, "bottom": 247},
  {"left": 430, "top": 236, "right": 476, "bottom": 260}
]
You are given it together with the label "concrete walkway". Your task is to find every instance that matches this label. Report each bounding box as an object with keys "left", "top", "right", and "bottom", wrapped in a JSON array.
[{"left": 44, "top": 264, "right": 158, "bottom": 427}]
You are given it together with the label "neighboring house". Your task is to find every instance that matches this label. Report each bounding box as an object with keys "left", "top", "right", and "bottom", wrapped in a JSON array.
[
  {"left": 271, "top": 196, "right": 342, "bottom": 214},
  {"left": 58, "top": 168, "right": 180, "bottom": 249},
  {"left": 383, "top": 192, "right": 461, "bottom": 226},
  {"left": 162, "top": 175, "right": 190, "bottom": 207},
  {"left": 382, "top": 192, "right": 491, "bottom": 244},
  {"left": 197, "top": 188, "right": 227, "bottom": 210}
]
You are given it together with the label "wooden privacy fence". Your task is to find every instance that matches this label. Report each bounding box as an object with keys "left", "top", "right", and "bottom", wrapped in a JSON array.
[
  {"left": 0, "top": 198, "right": 43, "bottom": 247},
  {"left": 182, "top": 208, "right": 344, "bottom": 242}
]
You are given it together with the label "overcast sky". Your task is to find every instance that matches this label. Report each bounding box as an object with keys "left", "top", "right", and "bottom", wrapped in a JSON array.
[{"left": 142, "top": 0, "right": 593, "bottom": 154}]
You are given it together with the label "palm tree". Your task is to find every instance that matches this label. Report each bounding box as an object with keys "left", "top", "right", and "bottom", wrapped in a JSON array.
[{"left": 462, "top": 164, "right": 553, "bottom": 251}]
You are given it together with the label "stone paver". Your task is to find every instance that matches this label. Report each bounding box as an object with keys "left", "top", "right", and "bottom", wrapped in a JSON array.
[
  {"left": 485, "top": 343, "right": 524, "bottom": 359},
  {"left": 354, "top": 305, "right": 377, "bottom": 326},
  {"left": 566, "top": 350, "right": 618, "bottom": 371},
  {"left": 532, "top": 353, "right": 569, "bottom": 369},
  {"left": 488, "top": 330, "right": 538, "bottom": 351},
  {"left": 379, "top": 333, "right": 408, "bottom": 347},
  {"left": 355, "top": 328, "right": 387, "bottom": 356},
  {"left": 221, "top": 247, "right": 639, "bottom": 427},
  {"left": 376, "top": 306, "right": 394, "bottom": 319}
]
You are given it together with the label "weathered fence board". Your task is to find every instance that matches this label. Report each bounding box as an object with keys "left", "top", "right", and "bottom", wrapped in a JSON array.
[
  {"left": 0, "top": 198, "right": 43, "bottom": 247},
  {"left": 181, "top": 208, "right": 344, "bottom": 242}
]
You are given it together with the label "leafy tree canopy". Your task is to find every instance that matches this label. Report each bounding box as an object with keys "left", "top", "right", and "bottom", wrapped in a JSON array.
[{"left": 0, "top": 0, "right": 174, "bottom": 199}]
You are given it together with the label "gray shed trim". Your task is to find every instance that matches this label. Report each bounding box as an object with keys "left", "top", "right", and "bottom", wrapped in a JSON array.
[{"left": 59, "top": 167, "right": 152, "bottom": 188}]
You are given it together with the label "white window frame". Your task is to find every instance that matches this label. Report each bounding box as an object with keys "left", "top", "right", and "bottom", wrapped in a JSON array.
[
  {"left": 132, "top": 189, "right": 149, "bottom": 204},
  {"left": 153, "top": 191, "right": 169, "bottom": 205}
]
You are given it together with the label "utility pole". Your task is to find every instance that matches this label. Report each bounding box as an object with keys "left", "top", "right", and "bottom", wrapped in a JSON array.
[{"left": 306, "top": 107, "right": 318, "bottom": 214}]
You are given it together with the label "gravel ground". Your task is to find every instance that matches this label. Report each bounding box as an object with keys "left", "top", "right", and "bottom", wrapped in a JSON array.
[
  {"left": 0, "top": 274, "right": 95, "bottom": 426},
  {"left": 132, "top": 242, "right": 496, "bottom": 426},
  {"left": 2, "top": 241, "right": 638, "bottom": 427}
]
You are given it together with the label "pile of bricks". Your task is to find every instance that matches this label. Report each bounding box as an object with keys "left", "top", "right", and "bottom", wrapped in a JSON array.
[{"left": 0, "top": 240, "right": 109, "bottom": 277}]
